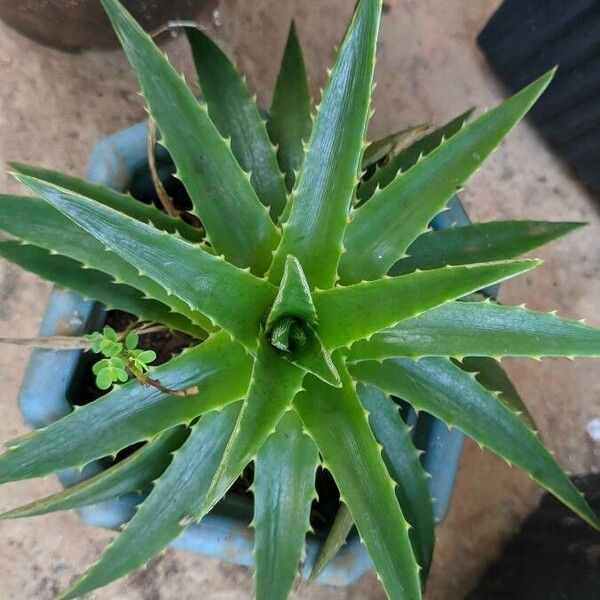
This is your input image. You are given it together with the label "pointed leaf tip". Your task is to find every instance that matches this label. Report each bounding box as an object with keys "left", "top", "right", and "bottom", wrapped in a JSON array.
[
  {"left": 9, "top": 161, "right": 203, "bottom": 243},
  {"left": 266, "top": 255, "right": 317, "bottom": 331},
  {"left": 267, "top": 19, "right": 311, "bottom": 194},
  {"left": 316, "top": 259, "right": 540, "bottom": 350},
  {"left": 186, "top": 25, "right": 288, "bottom": 219},
  {"left": 351, "top": 357, "right": 599, "bottom": 530},
  {"left": 269, "top": 0, "right": 382, "bottom": 289},
  {"left": 101, "top": 0, "right": 279, "bottom": 274},
  {"left": 282, "top": 323, "right": 342, "bottom": 387},
  {"left": 349, "top": 300, "right": 600, "bottom": 361},
  {"left": 392, "top": 220, "right": 585, "bottom": 276},
  {"left": 341, "top": 69, "right": 557, "bottom": 284},
  {"left": 358, "top": 109, "right": 474, "bottom": 202},
  {"left": 265, "top": 256, "right": 339, "bottom": 385}
]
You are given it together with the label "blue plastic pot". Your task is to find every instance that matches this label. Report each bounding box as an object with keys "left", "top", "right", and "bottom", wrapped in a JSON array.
[{"left": 18, "top": 121, "right": 476, "bottom": 586}]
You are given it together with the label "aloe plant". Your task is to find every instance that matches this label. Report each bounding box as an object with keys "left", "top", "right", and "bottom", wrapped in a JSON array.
[{"left": 0, "top": 1, "right": 599, "bottom": 598}]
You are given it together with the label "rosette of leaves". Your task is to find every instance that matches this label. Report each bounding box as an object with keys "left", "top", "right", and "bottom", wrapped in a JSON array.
[{"left": 0, "top": 0, "right": 599, "bottom": 598}]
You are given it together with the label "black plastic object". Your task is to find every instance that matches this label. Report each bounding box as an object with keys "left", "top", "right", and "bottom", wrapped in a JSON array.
[
  {"left": 478, "top": 0, "right": 600, "bottom": 196},
  {"left": 469, "top": 474, "right": 600, "bottom": 599}
]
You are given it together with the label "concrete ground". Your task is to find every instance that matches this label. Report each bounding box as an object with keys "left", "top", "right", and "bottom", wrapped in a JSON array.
[{"left": 0, "top": 0, "right": 598, "bottom": 598}]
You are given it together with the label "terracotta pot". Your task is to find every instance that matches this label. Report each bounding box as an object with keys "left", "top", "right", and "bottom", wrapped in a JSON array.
[{"left": 0, "top": 0, "right": 216, "bottom": 51}]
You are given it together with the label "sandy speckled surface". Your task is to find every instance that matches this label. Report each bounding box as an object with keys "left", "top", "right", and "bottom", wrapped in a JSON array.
[{"left": 0, "top": 1, "right": 598, "bottom": 598}]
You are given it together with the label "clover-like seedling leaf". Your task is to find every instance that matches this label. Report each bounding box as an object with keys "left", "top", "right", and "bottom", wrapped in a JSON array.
[
  {"left": 87, "top": 326, "right": 123, "bottom": 357},
  {"left": 130, "top": 349, "right": 157, "bottom": 373},
  {"left": 93, "top": 357, "right": 128, "bottom": 390},
  {"left": 85, "top": 330, "right": 106, "bottom": 353},
  {"left": 86, "top": 326, "right": 156, "bottom": 390},
  {"left": 125, "top": 332, "right": 139, "bottom": 351},
  {"left": 95, "top": 368, "right": 114, "bottom": 391}
]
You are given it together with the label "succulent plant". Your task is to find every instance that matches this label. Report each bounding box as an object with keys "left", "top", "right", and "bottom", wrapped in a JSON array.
[{"left": 0, "top": 0, "right": 599, "bottom": 598}]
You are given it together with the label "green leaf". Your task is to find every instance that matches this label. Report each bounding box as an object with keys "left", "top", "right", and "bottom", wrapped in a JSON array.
[
  {"left": 96, "top": 369, "right": 114, "bottom": 390},
  {"left": 134, "top": 350, "right": 157, "bottom": 365},
  {"left": 340, "top": 71, "right": 554, "bottom": 283},
  {"left": 270, "top": 318, "right": 294, "bottom": 351},
  {"left": 308, "top": 502, "right": 354, "bottom": 583},
  {"left": 100, "top": 341, "right": 123, "bottom": 358},
  {"left": 253, "top": 411, "right": 318, "bottom": 600},
  {"left": 310, "top": 385, "right": 435, "bottom": 583},
  {"left": 115, "top": 370, "right": 129, "bottom": 383},
  {"left": 92, "top": 360, "right": 109, "bottom": 376},
  {"left": 100, "top": 0, "right": 279, "bottom": 274},
  {"left": 265, "top": 255, "right": 317, "bottom": 331},
  {"left": 186, "top": 28, "right": 287, "bottom": 220},
  {"left": 347, "top": 300, "right": 600, "bottom": 360},
  {"left": 361, "top": 124, "right": 429, "bottom": 171},
  {"left": 0, "top": 332, "right": 252, "bottom": 483},
  {"left": 350, "top": 357, "right": 600, "bottom": 529},
  {"left": 294, "top": 355, "right": 422, "bottom": 600},
  {"left": 0, "top": 242, "right": 205, "bottom": 338},
  {"left": 264, "top": 255, "right": 339, "bottom": 385},
  {"left": 202, "top": 335, "right": 304, "bottom": 514},
  {"left": 0, "top": 194, "right": 214, "bottom": 334},
  {"left": 269, "top": 0, "right": 382, "bottom": 289},
  {"left": 16, "top": 174, "right": 277, "bottom": 349},
  {"left": 314, "top": 260, "right": 539, "bottom": 350},
  {"left": 9, "top": 162, "right": 203, "bottom": 243},
  {"left": 459, "top": 357, "right": 536, "bottom": 429},
  {"left": 392, "top": 221, "right": 584, "bottom": 275},
  {"left": 358, "top": 384, "right": 435, "bottom": 578},
  {"left": 0, "top": 427, "right": 187, "bottom": 519},
  {"left": 57, "top": 402, "right": 241, "bottom": 600},
  {"left": 125, "top": 332, "right": 139, "bottom": 351},
  {"left": 130, "top": 357, "right": 152, "bottom": 373},
  {"left": 91, "top": 360, "right": 105, "bottom": 375},
  {"left": 357, "top": 110, "right": 473, "bottom": 201},
  {"left": 86, "top": 332, "right": 104, "bottom": 353},
  {"left": 267, "top": 22, "right": 312, "bottom": 193},
  {"left": 282, "top": 323, "right": 341, "bottom": 387},
  {"left": 103, "top": 327, "right": 117, "bottom": 341}
]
